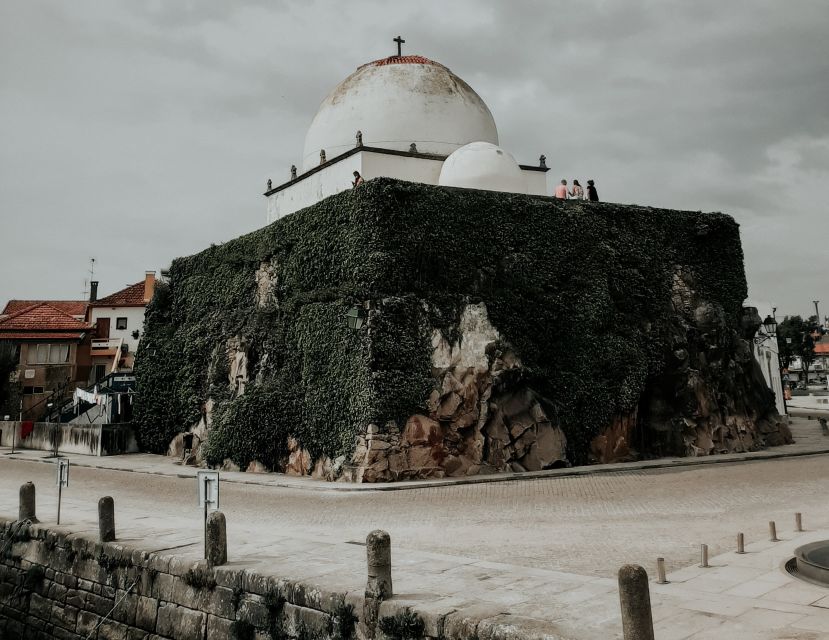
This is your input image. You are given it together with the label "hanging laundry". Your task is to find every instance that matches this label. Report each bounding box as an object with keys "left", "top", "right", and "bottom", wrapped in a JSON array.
[{"left": 20, "top": 421, "right": 34, "bottom": 440}]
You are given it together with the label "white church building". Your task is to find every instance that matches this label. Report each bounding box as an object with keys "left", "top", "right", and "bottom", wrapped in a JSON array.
[{"left": 264, "top": 46, "right": 549, "bottom": 223}]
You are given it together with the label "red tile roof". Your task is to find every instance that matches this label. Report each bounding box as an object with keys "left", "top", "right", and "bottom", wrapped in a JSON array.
[
  {"left": 361, "top": 55, "right": 444, "bottom": 69},
  {"left": 92, "top": 281, "right": 147, "bottom": 307},
  {"left": 1, "top": 300, "right": 87, "bottom": 317},
  {"left": 0, "top": 302, "right": 92, "bottom": 340},
  {"left": 0, "top": 332, "right": 88, "bottom": 341}
]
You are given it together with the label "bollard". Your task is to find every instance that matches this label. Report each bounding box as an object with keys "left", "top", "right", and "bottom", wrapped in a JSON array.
[
  {"left": 699, "top": 544, "right": 709, "bottom": 568},
  {"left": 366, "top": 529, "right": 393, "bottom": 599},
  {"left": 736, "top": 533, "right": 745, "bottom": 554},
  {"left": 205, "top": 511, "right": 227, "bottom": 567},
  {"left": 98, "top": 496, "right": 115, "bottom": 542},
  {"left": 656, "top": 558, "right": 669, "bottom": 584},
  {"left": 363, "top": 530, "right": 393, "bottom": 638},
  {"left": 618, "top": 564, "right": 655, "bottom": 640},
  {"left": 19, "top": 482, "right": 38, "bottom": 523},
  {"left": 795, "top": 513, "right": 803, "bottom": 532},
  {"left": 769, "top": 521, "right": 779, "bottom": 542}
]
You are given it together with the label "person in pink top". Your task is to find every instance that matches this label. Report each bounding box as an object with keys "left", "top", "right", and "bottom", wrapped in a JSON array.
[{"left": 555, "top": 179, "right": 568, "bottom": 199}]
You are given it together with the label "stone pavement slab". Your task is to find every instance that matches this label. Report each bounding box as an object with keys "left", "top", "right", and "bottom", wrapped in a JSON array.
[{"left": 3, "top": 452, "right": 829, "bottom": 638}]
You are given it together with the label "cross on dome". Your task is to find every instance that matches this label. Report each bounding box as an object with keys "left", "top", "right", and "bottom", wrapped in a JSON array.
[{"left": 393, "top": 35, "right": 405, "bottom": 57}]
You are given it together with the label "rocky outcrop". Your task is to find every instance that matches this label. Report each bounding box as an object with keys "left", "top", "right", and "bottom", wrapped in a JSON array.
[
  {"left": 348, "top": 303, "right": 568, "bottom": 482},
  {"left": 590, "top": 412, "right": 638, "bottom": 464},
  {"left": 640, "top": 267, "right": 791, "bottom": 458}
]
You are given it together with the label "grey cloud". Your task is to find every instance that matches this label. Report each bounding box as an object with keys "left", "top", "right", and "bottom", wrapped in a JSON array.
[{"left": 0, "top": 0, "right": 826, "bottom": 317}]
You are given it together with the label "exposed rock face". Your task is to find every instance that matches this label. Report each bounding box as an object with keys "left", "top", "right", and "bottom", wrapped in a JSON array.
[
  {"left": 590, "top": 412, "right": 638, "bottom": 464},
  {"left": 226, "top": 336, "right": 248, "bottom": 397},
  {"left": 349, "top": 303, "right": 568, "bottom": 481},
  {"left": 640, "top": 268, "right": 791, "bottom": 457},
  {"left": 254, "top": 260, "right": 277, "bottom": 308}
]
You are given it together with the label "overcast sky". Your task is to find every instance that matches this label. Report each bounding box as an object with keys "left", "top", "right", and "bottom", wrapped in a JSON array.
[{"left": 1, "top": 1, "right": 827, "bottom": 320}]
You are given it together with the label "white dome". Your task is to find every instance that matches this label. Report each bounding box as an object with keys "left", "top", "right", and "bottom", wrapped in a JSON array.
[
  {"left": 302, "top": 56, "right": 498, "bottom": 171},
  {"left": 438, "top": 142, "right": 527, "bottom": 194}
]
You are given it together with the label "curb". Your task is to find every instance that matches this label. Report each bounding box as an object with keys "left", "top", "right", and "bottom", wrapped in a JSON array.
[{"left": 3, "top": 443, "right": 829, "bottom": 493}]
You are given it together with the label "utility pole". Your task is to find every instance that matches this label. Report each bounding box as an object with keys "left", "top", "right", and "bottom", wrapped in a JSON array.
[{"left": 813, "top": 300, "right": 820, "bottom": 325}]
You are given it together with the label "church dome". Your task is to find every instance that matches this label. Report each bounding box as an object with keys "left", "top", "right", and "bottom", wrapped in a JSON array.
[
  {"left": 438, "top": 142, "right": 527, "bottom": 194},
  {"left": 301, "top": 55, "right": 498, "bottom": 170}
]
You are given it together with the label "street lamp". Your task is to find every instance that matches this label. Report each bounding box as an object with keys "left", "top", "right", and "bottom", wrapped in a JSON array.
[
  {"left": 753, "top": 314, "right": 790, "bottom": 415},
  {"left": 753, "top": 315, "right": 778, "bottom": 345},
  {"left": 346, "top": 305, "right": 367, "bottom": 330}
]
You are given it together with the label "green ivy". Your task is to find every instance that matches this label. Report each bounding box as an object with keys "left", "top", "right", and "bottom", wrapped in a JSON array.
[{"left": 134, "top": 178, "right": 748, "bottom": 469}]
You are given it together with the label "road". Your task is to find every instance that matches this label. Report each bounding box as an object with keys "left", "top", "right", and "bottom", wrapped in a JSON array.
[{"left": 2, "top": 453, "right": 828, "bottom": 578}]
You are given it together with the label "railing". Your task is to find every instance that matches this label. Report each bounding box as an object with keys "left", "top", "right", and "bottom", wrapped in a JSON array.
[
  {"left": 91, "top": 338, "right": 122, "bottom": 351},
  {"left": 91, "top": 337, "right": 124, "bottom": 373}
]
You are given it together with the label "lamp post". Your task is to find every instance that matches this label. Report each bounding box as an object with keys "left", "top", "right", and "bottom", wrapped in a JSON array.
[
  {"left": 754, "top": 315, "right": 787, "bottom": 415},
  {"left": 346, "top": 305, "right": 367, "bottom": 330}
]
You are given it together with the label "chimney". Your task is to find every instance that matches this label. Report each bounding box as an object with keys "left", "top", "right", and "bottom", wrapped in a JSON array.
[
  {"left": 89, "top": 281, "right": 99, "bottom": 303},
  {"left": 143, "top": 271, "right": 156, "bottom": 303}
]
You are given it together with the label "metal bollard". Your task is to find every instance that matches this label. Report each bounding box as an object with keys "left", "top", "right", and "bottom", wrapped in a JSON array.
[
  {"left": 656, "top": 557, "right": 669, "bottom": 584},
  {"left": 205, "top": 511, "right": 227, "bottom": 567},
  {"left": 98, "top": 496, "right": 115, "bottom": 542},
  {"left": 618, "top": 564, "right": 655, "bottom": 640},
  {"left": 795, "top": 513, "right": 803, "bottom": 532},
  {"left": 736, "top": 533, "right": 745, "bottom": 554},
  {"left": 769, "top": 521, "right": 779, "bottom": 542},
  {"left": 19, "top": 482, "right": 38, "bottom": 523},
  {"left": 699, "top": 544, "right": 709, "bottom": 568}
]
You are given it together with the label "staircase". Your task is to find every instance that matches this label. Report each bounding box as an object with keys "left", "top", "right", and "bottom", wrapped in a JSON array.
[{"left": 787, "top": 416, "right": 828, "bottom": 446}]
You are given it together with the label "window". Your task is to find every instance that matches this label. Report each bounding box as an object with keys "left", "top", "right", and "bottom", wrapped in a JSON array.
[
  {"left": 49, "top": 344, "right": 69, "bottom": 363},
  {"left": 26, "top": 343, "right": 70, "bottom": 364},
  {"left": 116, "top": 317, "right": 128, "bottom": 330},
  {"left": 22, "top": 386, "right": 45, "bottom": 395}
]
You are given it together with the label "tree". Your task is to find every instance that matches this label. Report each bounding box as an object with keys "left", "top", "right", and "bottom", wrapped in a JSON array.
[
  {"left": 777, "top": 315, "right": 821, "bottom": 384},
  {"left": 776, "top": 316, "right": 807, "bottom": 370},
  {"left": 802, "top": 332, "right": 816, "bottom": 383}
]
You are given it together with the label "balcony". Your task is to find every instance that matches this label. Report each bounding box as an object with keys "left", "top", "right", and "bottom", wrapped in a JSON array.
[{"left": 91, "top": 338, "right": 122, "bottom": 357}]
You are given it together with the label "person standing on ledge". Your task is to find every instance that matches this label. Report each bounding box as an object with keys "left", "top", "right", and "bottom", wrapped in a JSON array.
[
  {"left": 352, "top": 171, "right": 365, "bottom": 188},
  {"left": 555, "top": 179, "right": 568, "bottom": 199},
  {"left": 586, "top": 179, "right": 599, "bottom": 202},
  {"left": 569, "top": 179, "right": 584, "bottom": 200}
]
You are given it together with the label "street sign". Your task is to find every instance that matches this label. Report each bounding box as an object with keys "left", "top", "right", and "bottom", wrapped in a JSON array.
[
  {"left": 197, "top": 470, "right": 220, "bottom": 562},
  {"left": 197, "top": 470, "right": 219, "bottom": 511},
  {"left": 56, "top": 458, "right": 69, "bottom": 524},
  {"left": 56, "top": 458, "right": 69, "bottom": 487}
]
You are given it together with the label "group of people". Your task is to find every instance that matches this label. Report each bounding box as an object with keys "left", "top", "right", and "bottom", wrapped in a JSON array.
[
  {"left": 352, "top": 169, "right": 599, "bottom": 202},
  {"left": 554, "top": 179, "right": 599, "bottom": 202}
]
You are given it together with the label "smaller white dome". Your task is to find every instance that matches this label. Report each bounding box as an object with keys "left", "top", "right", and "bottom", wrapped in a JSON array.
[{"left": 438, "top": 142, "right": 527, "bottom": 194}]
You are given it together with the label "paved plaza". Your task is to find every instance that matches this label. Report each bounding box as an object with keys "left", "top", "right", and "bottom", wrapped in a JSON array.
[{"left": 2, "top": 419, "right": 829, "bottom": 638}]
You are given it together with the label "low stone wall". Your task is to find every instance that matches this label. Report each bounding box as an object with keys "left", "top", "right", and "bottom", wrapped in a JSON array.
[
  {"left": 0, "top": 421, "right": 138, "bottom": 456},
  {"left": 0, "top": 518, "right": 563, "bottom": 640}
]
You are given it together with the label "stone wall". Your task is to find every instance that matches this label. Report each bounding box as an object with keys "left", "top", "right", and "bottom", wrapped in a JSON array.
[
  {"left": 135, "top": 178, "right": 791, "bottom": 482},
  {"left": 0, "top": 518, "right": 557, "bottom": 640},
  {"left": 0, "top": 421, "right": 139, "bottom": 457}
]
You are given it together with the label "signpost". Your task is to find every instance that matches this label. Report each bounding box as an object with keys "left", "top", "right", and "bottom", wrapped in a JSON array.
[
  {"left": 2, "top": 415, "right": 14, "bottom": 455},
  {"left": 197, "top": 470, "right": 219, "bottom": 559},
  {"left": 56, "top": 458, "right": 69, "bottom": 524}
]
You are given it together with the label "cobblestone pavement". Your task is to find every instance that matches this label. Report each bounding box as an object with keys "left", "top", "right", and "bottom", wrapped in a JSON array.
[
  {"left": 3, "top": 422, "right": 829, "bottom": 638},
  {"left": 2, "top": 452, "right": 829, "bottom": 578}
]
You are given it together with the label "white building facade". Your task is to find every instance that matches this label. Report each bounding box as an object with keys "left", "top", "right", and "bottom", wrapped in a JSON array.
[
  {"left": 86, "top": 272, "right": 155, "bottom": 382},
  {"left": 265, "top": 53, "right": 549, "bottom": 223},
  {"left": 745, "top": 299, "right": 786, "bottom": 416}
]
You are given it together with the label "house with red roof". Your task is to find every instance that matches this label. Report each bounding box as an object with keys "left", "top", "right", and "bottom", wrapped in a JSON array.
[
  {"left": 0, "top": 302, "right": 93, "bottom": 420},
  {"left": 85, "top": 271, "right": 156, "bottom": 381}
]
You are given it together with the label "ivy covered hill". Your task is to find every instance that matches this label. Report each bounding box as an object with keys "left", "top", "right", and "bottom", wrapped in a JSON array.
[{"left": 134, "top": 178, "right": 789, "bottom": 482}]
